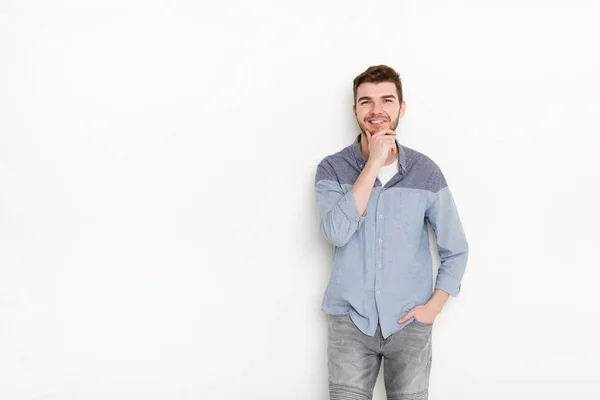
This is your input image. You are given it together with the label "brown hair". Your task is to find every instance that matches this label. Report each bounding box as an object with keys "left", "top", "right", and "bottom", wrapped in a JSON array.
[{"left": 353, "top": 65, "right": 403, "bottom": 105}]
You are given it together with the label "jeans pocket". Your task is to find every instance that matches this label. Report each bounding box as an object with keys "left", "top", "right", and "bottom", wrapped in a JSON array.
[{"left": 412, "top": 318, "right": 433, "bottom": 327}]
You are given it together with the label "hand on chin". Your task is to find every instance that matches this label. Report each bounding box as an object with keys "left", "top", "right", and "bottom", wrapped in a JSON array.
[{"left": 368, "top": 122, "right": 391, "bottom": 135}]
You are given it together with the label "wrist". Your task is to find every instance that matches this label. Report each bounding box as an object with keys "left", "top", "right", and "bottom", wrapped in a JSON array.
[
  {"left": 425, "top": 302, "right": 443, "bottom": 316},
  {"left": 365, "top": 158, "right": 383, "bottom": 171},
  {"left": 426, "top": 290, "right": 449, "bottom": 314}
]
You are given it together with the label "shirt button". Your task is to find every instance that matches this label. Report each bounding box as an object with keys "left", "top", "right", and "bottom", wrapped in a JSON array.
[
  {"left": 376, "top": 290, "right": 381, "bottom": 295},
  {"left": 378, "top": 239, "right": 383, "bottom": 243},
  {"left": 378, "top": 264, "right": 382, "bottom": 268},
  {"left": 378, "top": 215, "right": 383, "bottom": 219}
]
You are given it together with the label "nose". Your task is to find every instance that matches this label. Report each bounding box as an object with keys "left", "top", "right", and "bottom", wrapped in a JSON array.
[{"left": 372, "top": 100, "right": 385, "bottom": 114}]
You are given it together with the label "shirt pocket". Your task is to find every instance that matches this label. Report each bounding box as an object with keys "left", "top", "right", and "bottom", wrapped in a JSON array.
[
  {"left": 392, "top": 191, "right": 426, "bottom": 231},
  {"left": 390, "top": 191, "right": 427, "bottom": 269}
]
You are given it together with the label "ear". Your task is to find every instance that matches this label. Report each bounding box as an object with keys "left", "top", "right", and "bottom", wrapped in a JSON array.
[
  {"left": 352, "top": 104, "right": 357, "bottom": 117},
  {"left": 399, "top": 101, "right": 406, "bottom": 118}
]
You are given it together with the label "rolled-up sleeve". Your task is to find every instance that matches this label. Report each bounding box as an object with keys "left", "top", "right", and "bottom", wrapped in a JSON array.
[
  {"left": 425, "top": 175, "right": 469, "bottom": 297},
  {"left": 315, "top": 162, "right": 366, "bottom": 247}
]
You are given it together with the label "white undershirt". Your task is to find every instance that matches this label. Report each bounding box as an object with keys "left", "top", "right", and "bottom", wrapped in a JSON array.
[{"left": 377, "top": 156, "right": 399, "bottom": 187}]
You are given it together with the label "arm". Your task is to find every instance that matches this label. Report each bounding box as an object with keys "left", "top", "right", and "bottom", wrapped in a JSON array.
[
  {"left": 425, "top": 289, "right": 450, "bottom": 313},
  {"left": 350, "top": 160, "right": 380, "bottom": 215},
  {"left": 426, "top": 177, "right": 469, "bottom": 297},
  {"left": 315, "top": 131, "right": 395, "bottom": 246},
  {"left": 314, "top": 160, "right": 378, "bottom": 247},
  {"left": 398, "top": 175, "right": 469, "bottom": 324}
]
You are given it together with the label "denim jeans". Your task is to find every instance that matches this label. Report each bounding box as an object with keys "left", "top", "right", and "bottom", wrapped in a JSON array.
[{"left": 327, "top": 313, "right": 433, "bottom": 400}]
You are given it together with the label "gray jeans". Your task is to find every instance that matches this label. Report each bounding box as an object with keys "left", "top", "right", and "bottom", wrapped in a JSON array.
[{"left": 327, "top": 313, "right": 433, "bottom": 400}]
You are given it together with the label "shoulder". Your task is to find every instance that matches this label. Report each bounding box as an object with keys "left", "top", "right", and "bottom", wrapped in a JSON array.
[
  {"left": 315, "top": 143, "right": 356, "bottom": 183},
  {"left": 402, "top": 145, "right": 447, "bottom": 192}
]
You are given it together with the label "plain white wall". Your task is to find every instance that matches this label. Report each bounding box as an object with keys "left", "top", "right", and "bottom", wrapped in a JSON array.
[{"left": 1, "top": 1, "right": 599, "bottom": 399}]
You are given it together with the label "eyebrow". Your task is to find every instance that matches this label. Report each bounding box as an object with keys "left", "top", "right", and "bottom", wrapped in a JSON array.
[{"left": 357, "top": 95, "right": 397, "bottom": 103}]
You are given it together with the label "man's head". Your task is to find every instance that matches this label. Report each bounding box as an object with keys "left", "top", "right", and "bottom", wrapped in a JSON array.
[{"left": 352, "top": 65, "right": 406, "bottom": 135}]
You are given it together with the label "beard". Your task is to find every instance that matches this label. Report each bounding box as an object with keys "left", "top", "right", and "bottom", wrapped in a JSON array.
[{"left": 357, "top": 111, "right": 400, "bottom": 136}]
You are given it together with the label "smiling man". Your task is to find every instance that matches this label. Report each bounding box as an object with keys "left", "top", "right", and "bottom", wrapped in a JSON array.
[{"left": 314, "top": 65, "right": 469, "bottom": 400}]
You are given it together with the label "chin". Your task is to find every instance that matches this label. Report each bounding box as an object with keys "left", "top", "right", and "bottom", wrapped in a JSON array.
[{"left": 367, "top": 123, "right": 390, "bottom": 131}]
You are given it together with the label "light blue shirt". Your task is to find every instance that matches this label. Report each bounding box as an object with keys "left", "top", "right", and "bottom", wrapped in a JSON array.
[{"left": 314, "top": 134, "right": 469, "bottom": 339}]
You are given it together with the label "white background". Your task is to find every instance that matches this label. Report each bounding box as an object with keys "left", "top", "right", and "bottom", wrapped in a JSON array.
[{"left": 1, "top": 1, "right": 599, "bottom": 399}]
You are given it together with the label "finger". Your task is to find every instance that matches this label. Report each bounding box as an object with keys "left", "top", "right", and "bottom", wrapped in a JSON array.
[
  {"left": 379, "top": 138, "right": 397, "bottom": 147},
  {"left": 375, "top": 133, "right": 396, "bottom": 142},
  {"left": 371, "top": 129, "right": 394, "bottom": 138},
  {"left": 398, "top": 310, "right": 414, "bottom": 324},
  {"left": 374, "top": 134, "right": 396, "bottom": 143},
  {"left": 365, "top": 130, "right": 372, "bottom": 142}
]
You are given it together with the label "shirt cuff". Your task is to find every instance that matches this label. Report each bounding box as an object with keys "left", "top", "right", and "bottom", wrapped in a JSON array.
[
  {"left": 435, "top": 274, "right": 462, "bottom": 297},
  {"left": 338, "top": 190, "right": 367, "bottom": 224}
]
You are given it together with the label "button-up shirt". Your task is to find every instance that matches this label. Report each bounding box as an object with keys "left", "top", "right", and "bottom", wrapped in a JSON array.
[{"left": 314, "top": 134, "right": 469, "bottom": 339}]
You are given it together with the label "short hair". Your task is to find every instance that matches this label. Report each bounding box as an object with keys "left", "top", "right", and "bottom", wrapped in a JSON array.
[{"left": 353, "top": 65, "right": 403, "bottom": 104}]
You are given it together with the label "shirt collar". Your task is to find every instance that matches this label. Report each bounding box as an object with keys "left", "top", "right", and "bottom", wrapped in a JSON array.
[{"left": 353, "top": 133, "right": 406, "bottom": 173}]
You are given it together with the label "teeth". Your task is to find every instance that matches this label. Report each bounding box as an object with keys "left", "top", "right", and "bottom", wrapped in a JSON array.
[{"left": 370, "top": 120, "right": 384, "bottom": 123}]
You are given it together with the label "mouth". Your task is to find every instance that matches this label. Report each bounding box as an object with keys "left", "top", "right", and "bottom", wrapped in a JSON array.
[{"left": 366, "top": 119, "right": 389, "bottom": 128}]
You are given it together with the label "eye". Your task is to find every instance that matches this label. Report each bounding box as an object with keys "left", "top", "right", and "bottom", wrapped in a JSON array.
[{"left": 385, "top": 99, "right": 393, "bottom": 102}]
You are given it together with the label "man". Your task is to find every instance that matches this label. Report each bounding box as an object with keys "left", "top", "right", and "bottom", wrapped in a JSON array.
[{"left": 314, "top": 65, "right": 469, "bottom": 400}]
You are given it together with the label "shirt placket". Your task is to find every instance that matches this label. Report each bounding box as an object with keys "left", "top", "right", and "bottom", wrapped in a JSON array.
[{"left": 374, "top": 188, "right": 386, "bottom": 300}]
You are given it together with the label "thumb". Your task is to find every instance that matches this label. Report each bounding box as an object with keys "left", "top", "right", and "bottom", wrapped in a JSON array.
[{"left": 398, "top": 310, "right": 414, "bottom": 324}]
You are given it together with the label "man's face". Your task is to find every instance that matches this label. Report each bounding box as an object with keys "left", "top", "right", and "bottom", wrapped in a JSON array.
[{"left": 353, "top": 81, "right": 405, "bottom": 135}]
